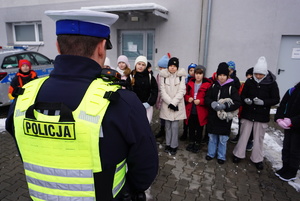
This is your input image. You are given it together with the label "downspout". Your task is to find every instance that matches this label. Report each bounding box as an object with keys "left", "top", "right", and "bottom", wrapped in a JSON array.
[{"left": 203, "top": 0, "right": 212, "bottom": 67}]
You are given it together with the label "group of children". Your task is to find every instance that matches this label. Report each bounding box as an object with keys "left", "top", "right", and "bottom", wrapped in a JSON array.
[
  {"left": 151, "top": 55, "right": 299, "bottom": 182},
  {"left": 9, "top": 55, "right": 299, "bottom": 182}
]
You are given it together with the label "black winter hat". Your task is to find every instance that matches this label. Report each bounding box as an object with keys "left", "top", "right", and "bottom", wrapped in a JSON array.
[
  {"left": 168, "top": 57, "right": 179, "bottom": 68},
  {"left": 217, "top": 62, "right": 229, "bottom": 76},
  {"left": 245, "top": 67, "right": 254, "bottom": 76}
]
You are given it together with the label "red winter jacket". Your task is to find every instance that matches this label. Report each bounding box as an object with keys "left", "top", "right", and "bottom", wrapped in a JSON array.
[{"left": 184, "top": 77, "right": 212, "bottom": 126}]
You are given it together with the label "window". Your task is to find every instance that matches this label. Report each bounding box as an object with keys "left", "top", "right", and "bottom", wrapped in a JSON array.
[
  {"left": 119, "top": 30, "right": 154, "bottom": 66},
  {"left": 12, "top": 22, "right": 43, "bottom": 45}
]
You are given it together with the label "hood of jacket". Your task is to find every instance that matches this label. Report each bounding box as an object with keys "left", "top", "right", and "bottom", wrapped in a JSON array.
[
  {"left": 254, "top": 70, "right": 276, "bottom": 85},
  {"left": 160, "top": 68, "right": 187, "bottom": 78},
  {"left": 217, "top": 78, "right": 234, "bottom": 86}
]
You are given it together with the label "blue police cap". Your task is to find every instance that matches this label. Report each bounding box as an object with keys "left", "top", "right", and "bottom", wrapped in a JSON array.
[{"left": 45, "top": 9, "right": 119, "bottom": 49}]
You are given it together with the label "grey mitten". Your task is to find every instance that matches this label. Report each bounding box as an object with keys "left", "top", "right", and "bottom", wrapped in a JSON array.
[
  {"left": 211, "top": 101, "right": 226, "bottom": 111},
  {"left": 244, "top": 98, "right": 253, "bottom": 105},
  {"left": 216, "top": 103, "right": 226, "bottom": 111},
  {"left": 253, "top": 97, "right": 264, "bottom": 105},
  {"left": 211, "top": 101, "right": 219, "bottom": 110}
]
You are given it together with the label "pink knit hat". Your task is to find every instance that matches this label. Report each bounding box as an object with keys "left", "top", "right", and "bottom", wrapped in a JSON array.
[{"left": 117, "top": 55, "right": 130, "bottom": 68}]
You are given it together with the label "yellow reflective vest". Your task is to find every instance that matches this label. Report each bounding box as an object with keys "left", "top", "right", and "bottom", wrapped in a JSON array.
[{"left": 14, "top": 77, "right": 126, "bottom": 201}]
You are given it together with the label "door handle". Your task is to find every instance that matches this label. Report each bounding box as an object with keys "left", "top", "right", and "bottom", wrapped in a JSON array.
[{"left": 278, "top": 69, "right": 285, "bottom": 75}]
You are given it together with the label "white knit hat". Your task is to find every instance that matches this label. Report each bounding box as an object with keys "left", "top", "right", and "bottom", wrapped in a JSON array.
[
  {"left": 134, "top": 56, "right": 147, "bottom": 67},
  {"left": 104, "top": 57, "right": 110, "bottom": 67},
  {"left": 253, "top": 56, "right": 268, "bottom": 75}
]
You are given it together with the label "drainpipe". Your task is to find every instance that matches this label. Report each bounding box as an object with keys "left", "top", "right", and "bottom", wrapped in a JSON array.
[{"left": 203, "top": 0, "right": 212, "bottom": 67}]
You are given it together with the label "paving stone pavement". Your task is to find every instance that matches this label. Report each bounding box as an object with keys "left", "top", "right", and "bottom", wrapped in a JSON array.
[{"left": 0, "top": 109, "right": 299, "bottom": 201}]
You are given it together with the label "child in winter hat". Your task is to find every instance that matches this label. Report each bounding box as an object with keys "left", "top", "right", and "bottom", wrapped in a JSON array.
[
  {"left": 117, "top": 55, "right": 130, "bottom": 68},
  {"left": 253, "top": 56, "right": 268, "bottom": 75},
  {"left": 8, "top": 59, "right": 37, "bottom": 99},
  {"left": 18, "top": 59, "right": 32, "bottom": 70},
  {"left": 158, "top": 55, "right": 169, "bottom": 68},
  {"left": 227, "top": 61, "right": 236, "bottom": 71},
  {"left": 168, "top": 57, "right": 179, "bottom": 68},
  {"left": 188, "top": 63, "right": 197, "bottom": 71},
  {"left": 195, "top": 65, "right": 206, "bottom": 76},
  {"left": 134, "top": 55, "right": 147, "bottom": 67},
  {"left": 103, "top": 57, "right": 111, "bottom": 69},
  {"left": 185, "top": 63, "right": 197, "bottom": 83},
  {"left": 216, "top": 62, "right": 230, "bottom": 77},
  {"left": 117, "top": 55, "right": 131, "bottom": 80},
  {"left": 253, "top": 56, "right": 268, "bottom": 83}
]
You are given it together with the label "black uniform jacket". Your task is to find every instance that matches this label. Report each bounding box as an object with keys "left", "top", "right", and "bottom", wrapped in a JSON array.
[
  {"left": 275, "top": 82, "right": 300, "bottom": 132},
  {"left": 6, "top": 55, "right": 159, "bottom": 201},
  {"left": 126, "top": 69, "right": 158, "bottom": 106},
  {"left": 240, "top": 71, "right": 280, "bottom": 123},
  {"left": 205, "top": 79, "right": 241, "bottom": 136}
]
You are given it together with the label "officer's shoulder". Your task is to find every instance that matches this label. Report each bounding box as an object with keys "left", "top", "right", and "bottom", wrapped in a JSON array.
[{"left": 116, "top": 89, "right": 141, "bottom": 106}]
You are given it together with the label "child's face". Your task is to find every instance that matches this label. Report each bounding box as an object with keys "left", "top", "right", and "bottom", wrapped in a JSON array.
[
  {"left": 195, "top": 73, "right": 203, "bottom": 82},
  {"left": 159, "top": 67, "right": 165, "bottom": 71},
  {"left": 168, "top": 65, "right": 178, "bottom": 74},
  {"left": 20, "top": 64, "right": 30, "bottom": 73},
  {"left": 228, "top": 68, "right": 234, "bottom": 75},
  {"left": 188, "top": 68, "right": 195, "bottom": 77},
  {"left": 118, "top": 62, "right": 127, "bottom": 70},
  {"left": 246, "top": 74, "right": 252, "bottom": 79},
  {"left": 254, "top": 73, "right": 265, "bottom": 80},
  {"left": 135, "top": 62, "right": 146, "bottom": 72},
  {"left": 217, "top": 74, "right": 228, "bottom": 84}
]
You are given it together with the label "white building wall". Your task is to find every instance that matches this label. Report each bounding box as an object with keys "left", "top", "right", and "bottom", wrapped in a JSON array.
[
  {"left": 0, "top": 0, "right": 300, "bottom": 80},
  {"left": 207, "top": 0, "right": 300, "bottom": 80}
]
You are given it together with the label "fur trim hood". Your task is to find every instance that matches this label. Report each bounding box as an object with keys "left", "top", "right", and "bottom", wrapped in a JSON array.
[{"left": 159, "top": 68, "right": 187, "bottom": 78}]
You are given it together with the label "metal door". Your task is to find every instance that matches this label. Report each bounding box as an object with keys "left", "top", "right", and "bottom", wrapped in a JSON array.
[{"left": 277, "top": 35, "right": 300, "bottom": 99}]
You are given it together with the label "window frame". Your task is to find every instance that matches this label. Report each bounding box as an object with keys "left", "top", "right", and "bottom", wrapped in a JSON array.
[
  {"left": 119, "top": 30, "right": 154, "bottom": 65},
  {"left": 12, "top": 22, "right": 44, "bottom": 45}
]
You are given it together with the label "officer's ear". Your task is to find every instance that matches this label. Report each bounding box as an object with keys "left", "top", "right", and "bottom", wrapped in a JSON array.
[
  {"left": 56, "top": 41, "right": 61, "bottom": 54},
  {"left": 94, "top": 40, "right": 106, "bottom": 67}
]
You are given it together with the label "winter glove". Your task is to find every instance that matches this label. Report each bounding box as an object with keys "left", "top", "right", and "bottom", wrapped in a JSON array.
[
  {"left": 143, "top": 102, "right": 151, "bottom": 109},
  {"left": 168, "top": 104, "right": 179, "bottom": 111},
  {"left": 244, "top": 98, "right": 253, "bottom": 105},
  {"left": 276, "top": 119, "right": 290, "bottom": 130},
  {"left": 211, "top": 101, "right": 226, "bottom": 111},
  {"left": 253, "top": 97, "right": 264, "bottom": 105},
  {"left": 283, "top": 118, "right": 292, "bottom": 127},
  {"left": 12, "top": 87, "right": 25, "bottom": 97}
]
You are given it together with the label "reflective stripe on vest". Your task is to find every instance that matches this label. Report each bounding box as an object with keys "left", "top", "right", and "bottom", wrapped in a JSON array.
[
  {"left": 14, "top": 77, "right": 126, "bottom": 200},
  {"left": 113, "top": 159, "right": 126, "bottom": 196}
]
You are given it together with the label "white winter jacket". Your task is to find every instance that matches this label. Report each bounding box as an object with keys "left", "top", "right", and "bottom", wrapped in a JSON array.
[{"left": 159, "top": 68, "right": 187, "bottom": 121}]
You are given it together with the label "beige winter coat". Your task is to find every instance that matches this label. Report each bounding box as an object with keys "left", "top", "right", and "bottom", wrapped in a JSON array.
[{"left": 159, "top": 68, "right": 187, "bottom": 121}]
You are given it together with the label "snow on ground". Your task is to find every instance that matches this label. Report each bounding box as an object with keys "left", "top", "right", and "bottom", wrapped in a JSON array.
[
  {"left": 1, "top": 116, "right": 300, "bottom": 192},
  {"left": 231, "top": 115, "right": 300, "bottom": 192}
]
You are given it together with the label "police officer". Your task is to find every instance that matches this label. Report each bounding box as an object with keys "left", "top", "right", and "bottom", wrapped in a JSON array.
[{"left": 6, "top": 9, "right": 158, "bottom": 201}]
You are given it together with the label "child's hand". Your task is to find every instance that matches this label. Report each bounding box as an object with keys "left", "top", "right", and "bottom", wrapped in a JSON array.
[
  {"left": 253, "top": 97, "right": 264, "bottom": 105},
  {"left": 276, "top": 119, "right": 290, "bottom": 129},
  {"left": 244, "top": 98, "right": 252, "bottom": 105},
  {"left": 194, "top": 99, "right": 200, "bottom": 105},
  {"left": 188, "top": 97, "right": 194, "bottom": 103}
]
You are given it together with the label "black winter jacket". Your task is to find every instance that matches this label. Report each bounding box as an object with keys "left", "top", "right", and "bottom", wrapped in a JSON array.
[
  {"left": 126, "top": 69, "right": 158, "bottom": 106},
  {"left": 230, "top": 70, "right": 241, "bottom": 91},
  {"left": 275, "top": 82, "right": 300, "bottom": 131},
  {"left": 205, "top": 79, "right": 241, "bottom": 135},
  {"left": 241, "top": 71, "right": 280, "bottom": 122}
]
